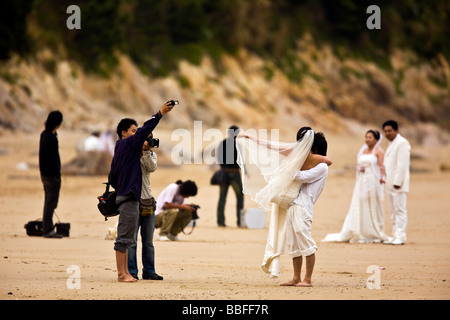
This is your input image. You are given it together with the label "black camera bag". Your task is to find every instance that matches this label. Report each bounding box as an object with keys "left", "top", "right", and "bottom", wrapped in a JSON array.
[
  {"left": 24, "top": 219, "right": 70, "bottom": 237},
  {"left": 97, "top": 182, "right": 133, "bottom": 221},
  {"left": 56, "top": 222, "right": 71, "bottom": 237},
  {"left": 24, "top": 220, "right": 43, "bottom": 236}
]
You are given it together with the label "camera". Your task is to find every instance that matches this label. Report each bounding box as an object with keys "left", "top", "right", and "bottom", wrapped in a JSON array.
[
  {"left": 166, "top": 100, "right": 179, "bottom": 106},
  {"left": 145, "top": 137, "right": 160, "bottom": 148},
  {"left": 189, "top": 204, "right": 200, "bottom": 220}
]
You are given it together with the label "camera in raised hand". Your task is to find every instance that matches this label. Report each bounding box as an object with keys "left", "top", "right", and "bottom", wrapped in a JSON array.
[
  {"left": 166, "top": 100, "right": 179, "bottom": 106},
  {"left": 145, "top": 136, "right": 160, "bottom": 148}
]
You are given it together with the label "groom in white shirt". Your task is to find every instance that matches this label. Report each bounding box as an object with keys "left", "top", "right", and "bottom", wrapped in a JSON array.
[
  {"left": 281, "top": 132, "right": 329, "bottom": 287},
  {"left": 383, "top": 120, "right": 411, "bottom": 245}
]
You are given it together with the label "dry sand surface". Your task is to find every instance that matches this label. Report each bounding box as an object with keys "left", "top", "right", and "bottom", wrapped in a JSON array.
[{"left": 1, "top": 130, "right": 449, "bottom": 300}]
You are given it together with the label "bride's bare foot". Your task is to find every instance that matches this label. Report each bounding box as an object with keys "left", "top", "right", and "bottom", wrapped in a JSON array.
[
  {"left": 118, "top": 273, "right": 137, "bottom": 283},
  {"left": 280, "top": 279, "right": 300, "bottom": 286},
  {"left": 294, "top": 280, "right": 312, "bottom": 287}
]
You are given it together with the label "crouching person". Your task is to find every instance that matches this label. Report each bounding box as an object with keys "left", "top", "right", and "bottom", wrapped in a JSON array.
[{"left": 155, "top": 180, "right": 198, "bottom": 241}]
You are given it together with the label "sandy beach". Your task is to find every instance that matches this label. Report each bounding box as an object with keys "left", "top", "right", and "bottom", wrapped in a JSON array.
[{"left": 1, "top": 129, "right": 449, "bottom": 300}]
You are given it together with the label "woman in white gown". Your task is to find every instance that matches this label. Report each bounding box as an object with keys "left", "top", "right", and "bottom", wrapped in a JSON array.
[
  {"left": 322, "top": 130, "right": 388, "bottom": 243},
  {"left": 236, "top": 127, "right": 332, "bottom": 278}
]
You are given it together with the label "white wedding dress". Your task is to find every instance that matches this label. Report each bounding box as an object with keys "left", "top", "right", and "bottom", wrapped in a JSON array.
[
  {"left": 236, "top": 129, "right": 314, "bottom": 277},
  {"left": 322, "top": 153, "right": 388, "bottom": 243}
]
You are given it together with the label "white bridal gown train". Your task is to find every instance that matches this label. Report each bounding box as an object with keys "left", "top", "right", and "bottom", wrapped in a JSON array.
[{"left": 322, "top": 154, "right": 388, "bottom": 243}]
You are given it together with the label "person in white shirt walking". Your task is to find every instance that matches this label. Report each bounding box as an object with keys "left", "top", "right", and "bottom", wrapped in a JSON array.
[{"left": 382, "top": 120, "right": 411, "bottom": 245}]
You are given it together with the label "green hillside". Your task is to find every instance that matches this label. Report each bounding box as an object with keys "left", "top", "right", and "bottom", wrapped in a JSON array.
[
  {"left": 0, "top": 0, "right": 449, "bottom": 136},
  {"left": 1, "top": 0, "right": 449, "bottom": 76}
]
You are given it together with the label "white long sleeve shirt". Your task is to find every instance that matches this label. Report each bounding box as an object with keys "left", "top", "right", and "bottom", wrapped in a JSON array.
[
  {"left": 155, "top": 183, "right": 185, "bottom": 215},
  {"left": 384, "top": 134, "right": 410, "bottom": 193},
  {"left": 292, "top": 163, "right": 328, "bottom": 219},
  {"left": 140, "top": 150, "right": 157, "bottom": 201}
]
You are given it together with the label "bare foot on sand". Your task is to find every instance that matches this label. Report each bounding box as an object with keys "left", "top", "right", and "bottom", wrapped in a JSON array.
[
  {"left": 280, "top": 279, "right": 300, "bottom": 286},
  {"left": 294, "top": 281, "right": 312, "bottom": 287},
  {"left": 118, "top": 274, "right": 138, "bottom": 283}
]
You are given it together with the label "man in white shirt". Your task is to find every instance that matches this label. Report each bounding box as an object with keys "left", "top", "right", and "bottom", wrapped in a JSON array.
[
  {"left": 383, "top": 120, "right": 411, "bottom": 245},
  {"left": 155, "top": 180, "right": 198, "bottom": 241},
  {"left": 128, "top": 134, "right": 164, "bottom": 280},
  {"left": 281, "top": 132, "right": 329, "bottom": 288}
]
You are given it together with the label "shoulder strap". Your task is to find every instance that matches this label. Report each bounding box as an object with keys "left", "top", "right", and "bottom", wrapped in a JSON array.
[
  {"left": 182, "top": 220, "right": 196, "bottom": 235},
  {"left": 103, "top": 182, "right": 111, "bottom": 194}
]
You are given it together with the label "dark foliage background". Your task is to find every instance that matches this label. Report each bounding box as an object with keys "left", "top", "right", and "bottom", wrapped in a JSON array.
[{"left": 0, "top": 0, "right": 449, "bottom": 76}]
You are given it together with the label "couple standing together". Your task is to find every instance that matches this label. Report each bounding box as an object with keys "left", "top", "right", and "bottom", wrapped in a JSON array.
[
  {"left": 237, "top": 127, "right": 331, "bottom": 287},
  {"left": 236, "top": 119, "right": 410, "bottom": 286},
  {"left": 322, "top": 120, "right": 410, "bottom": 245}
]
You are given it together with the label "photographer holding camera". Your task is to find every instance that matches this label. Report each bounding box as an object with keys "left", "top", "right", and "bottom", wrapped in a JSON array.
[
  {"left": 155, "top": 180, "right": 199, "bottom": 241},
  {"left": 127, "top": 133, "right": 164, "bottom": 280},
  {"left": 109, "top": 101, "right": 175, "bottom": 283}
]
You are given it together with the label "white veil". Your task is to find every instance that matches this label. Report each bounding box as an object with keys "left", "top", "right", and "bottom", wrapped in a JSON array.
[
  {"left": 236, "top": 129, "right": 315, "bottom": 277},
  {"left": 236, "top": 130, "right": 314, "bottom": 211}
]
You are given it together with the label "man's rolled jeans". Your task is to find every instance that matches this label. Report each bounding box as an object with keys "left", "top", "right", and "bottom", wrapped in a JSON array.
[{"left": 114, "top": 195, "right": 139, "bottom": 253}]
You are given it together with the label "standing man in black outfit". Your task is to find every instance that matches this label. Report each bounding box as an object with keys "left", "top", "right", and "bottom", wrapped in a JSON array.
[
  {"left": 39, "top": 110, "right": 64, "bottom": 239},
  {"left": 216, "top": 125, "right": 244, "bottom": 227}
]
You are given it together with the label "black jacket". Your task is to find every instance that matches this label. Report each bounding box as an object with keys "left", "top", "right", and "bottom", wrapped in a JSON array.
[
  {"left": 108, "top": 112, "right": 162, "bottom": 201},
  {"left": 39, "top": 130, "right": 61, "bottom": 178},
  {"left": 217, "top": 137, "right": 240, "bottom": 169}
]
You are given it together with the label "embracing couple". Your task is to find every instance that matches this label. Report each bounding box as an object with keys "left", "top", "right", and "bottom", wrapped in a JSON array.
[{"left": 236, "top": 127, "right": 332, "bottom": 287}]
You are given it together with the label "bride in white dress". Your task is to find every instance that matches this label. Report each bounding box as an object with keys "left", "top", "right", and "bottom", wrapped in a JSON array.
[{"left": 322, "top": 130, "right": 388, "bottom": 243}]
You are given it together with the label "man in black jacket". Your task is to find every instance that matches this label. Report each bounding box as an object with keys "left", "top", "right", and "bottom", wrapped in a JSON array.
[
  {"left": 216, "top": 125, "right": 244, "bottom": 227},
  {"left": 39, "top": 111, "right": 63, "bottom": 238}
]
